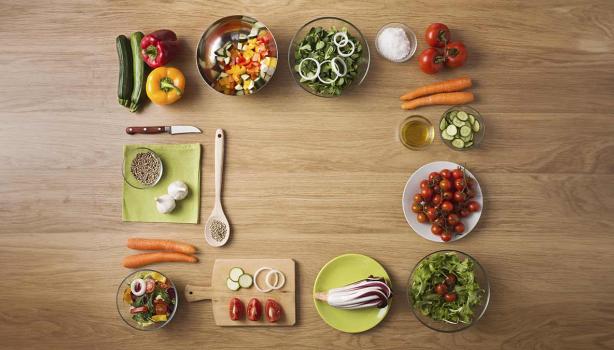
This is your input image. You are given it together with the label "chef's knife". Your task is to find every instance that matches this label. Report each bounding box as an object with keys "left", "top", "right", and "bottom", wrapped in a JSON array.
[{"left": 126, "top": 125, "right": 202, "bottom": 135}]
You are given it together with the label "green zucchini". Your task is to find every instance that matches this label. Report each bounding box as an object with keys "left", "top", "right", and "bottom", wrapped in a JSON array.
[
  {"left": 116, "top": 35, "right": 133, "bottom": 108},
  {"left": 129, "top": 32, "right": 145, "bottom": 112}
]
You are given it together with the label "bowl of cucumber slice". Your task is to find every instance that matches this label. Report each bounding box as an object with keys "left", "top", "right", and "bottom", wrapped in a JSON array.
[{"left": 439, "top": 105, "right": 485, "bottom": 151}]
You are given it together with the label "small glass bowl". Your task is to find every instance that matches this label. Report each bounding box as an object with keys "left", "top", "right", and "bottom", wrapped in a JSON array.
[
  {"left": 439, "top": 105, "right": 486, "bottom": 151},
  {"left": 399, "top": 115, "right": 434, "bottom": 150},
  {"left": 116, "top": 269, "right": 178, "bottom": 331},
  {"left": 407, "top": 250, "right": 490, "bottom": 332},
  {"left": 122, "top": 147, "right": 163, "bottom": 189},
  {"left": 375, "top": 23, "right": 417, "bottom": 63}
]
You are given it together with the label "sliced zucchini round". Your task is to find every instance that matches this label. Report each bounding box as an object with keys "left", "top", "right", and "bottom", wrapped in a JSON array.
[
  {"left": 468, "top": 114, "right": 475, "bottom": 124},
  {"left": 238, "top": 273, "right": 253, "bottom": 288},
  {"left": 460, "top": 125, "right": 472, "bottom": 137},
  {"left": 229, "top": 267, "right": 244, "bottom": 282},
  {"left": 452, "top": 118, "right": 465, "bottom": 127},
  {"left": 457, "top": 111, "right": 468, "bottom": 120},
  {"left": 465, "top": 141, "right": 474, "bottom": 148},
  {"left": 441, "top": 130, "right": 454, "bottom": 140},
  {"left": 446, "top": 125, "right": 458, "bottom": 136},
  {"left": 227, "top": 278, "right": 240, "bottom": 291},
  {"left": 439, "top": 118, "right": 448, "bottom": 131},
  {"left": 451, "top": 139, "right": 465, "bottom": 148},
  {"left": 472, "top": 120, "right": 481, "bottom": 132}
]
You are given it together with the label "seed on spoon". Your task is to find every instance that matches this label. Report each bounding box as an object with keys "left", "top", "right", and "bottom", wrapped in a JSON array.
[{"left": 209, "top": 219, "right": 227, "bottom": 242}]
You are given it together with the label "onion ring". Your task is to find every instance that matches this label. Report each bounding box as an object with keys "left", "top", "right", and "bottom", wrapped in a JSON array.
[
  {"left": 317, "top": 60, "right": 338, "bottom": 85},
  {"left": 333, "top": 32, "right": 349, "bottom": 47},
  {"left": 253, "top": 267, "right": 274, "bottom": 293},
  {"left": 331, "top": 57, "right": 347, "bottom": 77},
  {"left": 337, "top": 40, "right": 355, "bottom": 57},
  {"left": 265, "top": 269, "right": 286, "bottom": 290},
  {"left": 297, "top": 57, "right": 320, "bottom": 81}
]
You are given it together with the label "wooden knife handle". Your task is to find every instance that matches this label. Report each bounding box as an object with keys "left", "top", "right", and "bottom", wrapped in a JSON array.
[{"left": 126, "top": 126, "right": 167, "bottom": 135}]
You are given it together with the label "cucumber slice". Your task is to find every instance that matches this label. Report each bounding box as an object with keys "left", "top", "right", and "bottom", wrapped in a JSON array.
[
  {"left": 227, "top": 278, "right": 240, "bottom": 291},
  {"left": 238, "top": 274, "right": 253, "bottom": 288},
  {"left": 460, "top": 125, "right": 472, "bottom": 137},
  {"left": 451, "top": 139, "right": 465, "bottom": 148},
  {"left": 446, "top": 125, "right": 458, "bottom": 136},
  {"left": 439, "top": 118, "right": 448, "bottom": 131},
  {"left": 457, "top": 111, "right": 468, "bottom": 120},
  {"left": 441, "top": 130, "right": 454, "bottom": 140},
  {"left": 229, "top": 267, "right": 244, "bottom": 282},
  {"left": 469, "top": 114, "right": 475, "bottom": 124},
  {"left": 447, "top": 110, "right": 458, "bottom": 121},
  {"left": 472, "top": 120, "right": 481, "bottom": 132},
  {"left": 452, "top": 118, "right": 465, "bottom": 127},
  {"left": 461, "top": 133, "right": 473, "bottom": 142},
  {"left": 465, "top": 141, "right": 474, "bottom": 148}
]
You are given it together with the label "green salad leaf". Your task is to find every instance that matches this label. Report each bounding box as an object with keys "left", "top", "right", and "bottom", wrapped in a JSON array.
[
  {"left": 293, "top": 26, "right": 363, "bottom": 96},
  {"left": 409, "top": 252, "right": 484, "bottom": 324}
]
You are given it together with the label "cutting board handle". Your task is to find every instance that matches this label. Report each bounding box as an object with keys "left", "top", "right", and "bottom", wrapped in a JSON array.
[{"left": 184, "top": 284, "right": 214, "bottom": 302}]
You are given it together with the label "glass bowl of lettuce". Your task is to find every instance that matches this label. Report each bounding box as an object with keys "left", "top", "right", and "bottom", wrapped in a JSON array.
[{"left": 408, "top": 250, "right": 490, "bottom": 332}]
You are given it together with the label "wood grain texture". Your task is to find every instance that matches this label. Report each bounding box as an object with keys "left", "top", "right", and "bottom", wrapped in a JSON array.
[{"left": 1, "top": 0, "right": 614, "bottom": 349}]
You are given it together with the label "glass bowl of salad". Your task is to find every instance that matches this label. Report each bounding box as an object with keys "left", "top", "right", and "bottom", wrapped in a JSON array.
[
  {"left": 407, "top": 250, "right": 490, "bottom": 332},
  {"left": 196, "top": 15, "right": 278, "bottom": 96},
  {"left": 116, "top": 269, "right": 178, "bottom": 331},
  {"left": 288, "top": 17, "right": 370, "bottom": 97}
]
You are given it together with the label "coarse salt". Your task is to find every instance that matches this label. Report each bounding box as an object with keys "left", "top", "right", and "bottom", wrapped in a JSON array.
[{"left": 377, "top": 27, "right": 411, "bottom": 61}]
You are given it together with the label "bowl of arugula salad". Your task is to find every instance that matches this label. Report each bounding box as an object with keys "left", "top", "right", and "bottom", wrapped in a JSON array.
[
  {"left": 289, "top": 17, "right": 370, "bottom": 97},
  {"left": 408, "top": 250, "right": 489, "bottom": 332},
  {"left": 116, "top": 270, "right": 178, "bottom": 331}
]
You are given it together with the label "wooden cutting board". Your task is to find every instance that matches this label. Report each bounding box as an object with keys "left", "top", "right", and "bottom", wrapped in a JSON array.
[{"left": 185, "top": 258, "right": 295, "bottom": 326}]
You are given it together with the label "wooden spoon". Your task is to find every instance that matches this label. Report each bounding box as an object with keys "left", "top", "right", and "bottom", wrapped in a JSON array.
[{"left": 205, "top": 129, "right": 230, "bottom": 247}]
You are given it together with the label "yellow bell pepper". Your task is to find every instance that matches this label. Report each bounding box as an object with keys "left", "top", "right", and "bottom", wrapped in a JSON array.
[{"left": 146, "top": 66, "right": 185, "bottom": 105}]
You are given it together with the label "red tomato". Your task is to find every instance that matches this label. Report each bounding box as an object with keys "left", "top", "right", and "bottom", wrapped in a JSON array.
[
  {"left": 432, "top": 185, "right": 441, "bottom": 193},
  {"left": 454, "top": 178, "right": 465, "bottom": 191},
  {"left": 265, "top": 299, "right": 282, "bottom": 323},
  {"left": 451, "top": 168, "right": 464, "bottom": 180},
  {"left": 428, "top": 172, "right": 441, "bottom": 182},
  {"left": 425, "top": 23, "right": 451, "bottom": 48},
  {"left": 417, "top": 213, "right": 428, "bottom": 223},
  {"left": 467, "top": 201, "right": 481, "bottom": 212},
  {"left": 442, "top": 191, "right": 454, "bottom": 201},
  {"left": 426, "top": 207, "right": 438, "bottom": 221},
  {"left": 447, "top": 213, "right": 460, "bottom": 225},
  {"left": 432, "top": 194, "right": 442, "bottom": 206},
  {"left": 445, "top": 41, "right": 468, "bottom": 68},
  {"left": 454, "top": 222, "right": 465, "bottom": 233},
  {"left": 145, "top": 279, "right": 155, "bottom": 293},
  {"left": 420, "top": 180, "right": 429, "bottom": 189},
  {"left": 439, "top": 179, "right": 452, "bottom": 191},
  {"left": 434, "top": 283, "right": 448, "bottom": 295},
  {"left": 411, "top": 203, "right": 423, "bottom": 213},
  {"left": 441, "top": 231, "right": 453, "bottom": 242},
  {"left": 444, "top": 292, "right": 457, "bottom": 302},
  {"left": 441, "top": 201, "right": 454, "bottom": 212},
  {"left": 420, "top": 187, "right": 433, "bottom": 201},
  {"left": 440, "top": 169, "right": 452, "bottom": 179},
  {"left": 247, "top": 298, "right": 262, "bottom": 321},
  {"left": 130, "top": 306, "right": 148, "bottom": 314},
  {"left": 418, "top": 48, "right": 445, "bottom": 74},
  {"left": 229, "top": 298, "right": 245, "bottom": 321},
  {"left": 459, "top": 208, "right": 470, "bottom": 217},
  {"left": 445, "top": 274, "right": 457, "bottom": 287},
  {"left": 413, "top": 194, "right": 423, "bottom": 203},
  {"left": 431, "top": 224, "right": 443, "bottom": 235},
  {"left": 453, "top": 191, "right": 466, "bottom": 203}
]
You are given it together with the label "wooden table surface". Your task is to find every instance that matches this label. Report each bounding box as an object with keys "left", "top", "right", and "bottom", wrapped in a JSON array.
[{"left": 2, "top": 0, "right": 613, "bottom": 349}]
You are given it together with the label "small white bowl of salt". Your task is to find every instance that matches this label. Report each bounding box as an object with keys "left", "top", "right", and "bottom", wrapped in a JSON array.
[{"left": 375, "top": 23, "right": 417, "bottom": 63}]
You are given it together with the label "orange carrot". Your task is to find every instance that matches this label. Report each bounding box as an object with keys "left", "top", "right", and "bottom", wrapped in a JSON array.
[
  {"left": 401, "top": 92, "right": 475, "bottom": 110},
  {"left": 122, "top": 252, "right": 198, "bottom": 268},
  {"left": 127, "top": 238, "right": 196, "bottom": 255},
  {"left": 400, "top": 77, "right": 472, "bottom": 101}
]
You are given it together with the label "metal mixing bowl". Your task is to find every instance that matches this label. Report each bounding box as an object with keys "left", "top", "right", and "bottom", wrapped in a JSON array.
[{"left": 196, "top": 15, "right": 278, "bottom": 96}]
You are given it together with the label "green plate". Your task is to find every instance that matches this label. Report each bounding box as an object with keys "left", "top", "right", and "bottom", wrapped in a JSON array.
[{"left": 313, "top": 254, "right": 391, "bottom": 333}]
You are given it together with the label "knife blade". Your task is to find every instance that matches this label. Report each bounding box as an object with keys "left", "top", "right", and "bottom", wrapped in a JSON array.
[{"left": 126, "top": 125, "right": 202, "bottom": 135}]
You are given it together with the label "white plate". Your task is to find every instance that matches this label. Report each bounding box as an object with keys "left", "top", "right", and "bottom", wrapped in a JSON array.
[{"left": 402, "top": 161, "right": 483, "bottom": 242}]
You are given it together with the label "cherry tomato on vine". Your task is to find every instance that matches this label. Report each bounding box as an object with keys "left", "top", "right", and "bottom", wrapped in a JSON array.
[
  {"left": 447, "top": 213, "right": 460, "bottom": 225},
  {"left": 417, "top": 213, "right": 428, "bottom": 223},
  {"left": 429, "top": 172, "right": 441, "bottom": 182},
  {"left": 434, "top": 217, "right": 445, "bottom": 227},
  {"left": 441, "top": 201, "right": 454, "bottom": 212},
  {"left": 425, "top": 23, "right": 450, "bottom": 48},
  {"left": 413, "top": 194, "right": 423, "bottom": 203},
  {"left": 459, "top": 208, "right": 470, "bottom": 218},
  {"left": 433, "top": 185, "right": 441, "bottom": 193},
  {"left": 453, "top": 191, "right": 466, "bottom": 203},
  {"left": 421, "top": 187, "right": 433, "bottom": 201},
  {"left": 418, "top": 48, "right": 445, "bottom": 74},
  {"left": 445, "top": 41, "right": 468, "bottom": 68},
  {"left": 444, "top": 292, "right": 457, "bottom": 302},
  {"left": 454, "top": 222, "right": 465, "bottom": 233},
  {"left": 431, "top": 224, "right": 443, "bottom": 235},
  {"left": 434, "top": 283, "right": 448, "bottom": 295},
  {"left": 454, "top": 178, "right": 465, "bottom": 191},
  {"left": 441, "top": 231, "right": 453, "bottom": 242},
  {"left": 442, "top": 191, "right": 454, "bottom": 201},
  {"left": 439, "top": 179, "right": 452, "bottom": 191},
  {"left": 432, "top": 194, "right": 442, "bottom": 206},
  {"left": 411, "top": 203, "right": 423, "bottom": 213},
  {"left": 420, "top": 180, "right": 429, "bottom": 189},
  {"left": 451, "top": 168, "right": 464, "bottom": 180},
  {"left": 440, "top": 169, "right": 452, "bottom": 179},
  {"left": 467, "top": 201, "right": 481, "bottom": 212},
  {"left": 426, "top": 207, "right": 438, "bottom": 221}
]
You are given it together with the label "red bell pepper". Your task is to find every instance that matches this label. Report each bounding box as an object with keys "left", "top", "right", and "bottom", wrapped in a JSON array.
[{"left": 140, "top": 30, "right": 179, "bottom": 68}]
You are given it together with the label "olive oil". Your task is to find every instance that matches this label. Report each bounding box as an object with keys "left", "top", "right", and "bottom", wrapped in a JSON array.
[{"left": 399, "top": 115, "right": 434, "bottom": 150}]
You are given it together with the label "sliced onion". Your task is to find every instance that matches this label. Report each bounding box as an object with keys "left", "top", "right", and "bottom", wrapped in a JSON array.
[
  {"left": 265, "top": 269, "right": 286, "bottom": 290},
  {"left": 254, "top": 267, "right": 273, "bottom": 293},
  {"left": 331, "top": 57, "right": 347, "bottom": 77},
  {"left": 297, "top": 57, "right": 320, "bottom": 81},
  {"left": 317, "top": 60, "right": 338, "bottom": 85},
  {"left": 333, "top": 31, "right": 349, "bottom": 47},
  {"left": 337, "top": 40, "right": 355, "bottom": 57}
]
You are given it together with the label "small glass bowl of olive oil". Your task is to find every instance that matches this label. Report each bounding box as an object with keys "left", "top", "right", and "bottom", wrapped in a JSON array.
[{"left": 399, "top": 115, "right": 434, "bottom": 150}]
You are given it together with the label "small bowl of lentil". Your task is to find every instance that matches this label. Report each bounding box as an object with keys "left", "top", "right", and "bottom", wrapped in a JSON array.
[{"left": 122, "top": 147, "right": 164, "bottom": 189}]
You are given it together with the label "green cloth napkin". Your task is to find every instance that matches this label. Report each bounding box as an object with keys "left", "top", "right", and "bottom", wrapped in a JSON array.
[{"left": 122, "top": 143, "right": 201, "bottom": 224}]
